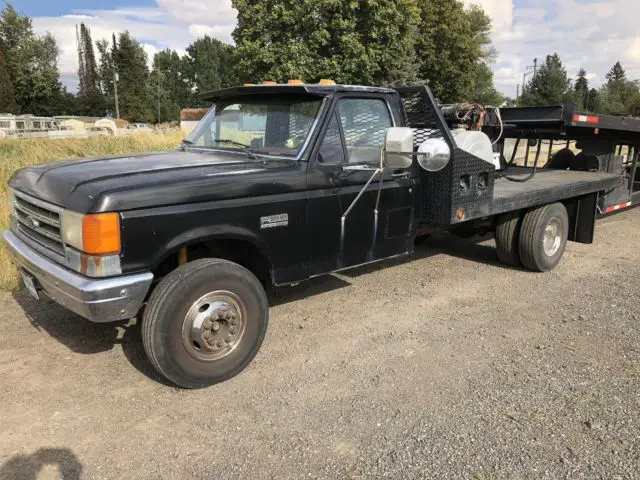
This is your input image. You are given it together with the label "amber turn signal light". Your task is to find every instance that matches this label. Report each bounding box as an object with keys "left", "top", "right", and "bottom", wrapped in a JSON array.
[{"left": 82, "top": 213, "right": 121, "bottom": 255}]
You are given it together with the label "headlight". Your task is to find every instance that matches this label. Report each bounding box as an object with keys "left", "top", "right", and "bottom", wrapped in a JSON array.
[
  {"left": 7, "top": 188, "right": 15, "bottom": 217},
  {"left": 62, "top": 211, "right": 121, "bottom": 255}
]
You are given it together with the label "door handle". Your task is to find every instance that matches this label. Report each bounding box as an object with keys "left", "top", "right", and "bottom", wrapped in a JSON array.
[{"left": 391, "top": 171, "right": 411, "bottom": 179}]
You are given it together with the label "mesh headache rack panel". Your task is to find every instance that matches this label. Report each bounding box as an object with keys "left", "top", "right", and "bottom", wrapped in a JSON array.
[{"left": 395, "top": 86, "right": 496, "bottom": 225}]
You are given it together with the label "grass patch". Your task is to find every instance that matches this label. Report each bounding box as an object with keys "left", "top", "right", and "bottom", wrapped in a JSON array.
[{"left": 0, "top": 131, "right": 183, "bottom": 290}]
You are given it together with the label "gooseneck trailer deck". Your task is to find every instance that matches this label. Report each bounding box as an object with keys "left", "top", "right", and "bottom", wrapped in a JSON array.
[{"left": 483, "top": 103, "right": 640, "bottom": 216}]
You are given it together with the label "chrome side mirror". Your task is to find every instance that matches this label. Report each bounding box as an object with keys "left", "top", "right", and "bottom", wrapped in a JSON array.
[
  {"left": 417, "top": 137, "right": 451, "bottom": 172},
  {"left": 383, "top": 127, "right": 413, "bottom": 169}
]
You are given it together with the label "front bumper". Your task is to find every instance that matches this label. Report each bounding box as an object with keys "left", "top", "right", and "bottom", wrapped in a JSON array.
[{"left": 2, "top": 229, "right": 153, "bottom": 323}]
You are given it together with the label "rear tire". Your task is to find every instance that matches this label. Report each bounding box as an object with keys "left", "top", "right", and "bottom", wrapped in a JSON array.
[
  {"left": 519, "top": 203, "right": 569, "bottom": 272},
  {"left": 495, "top": 211, "right": 523, "bottom": 267},
  {"left": 142, "top": 258, "right": 268, "bottom": 389}
]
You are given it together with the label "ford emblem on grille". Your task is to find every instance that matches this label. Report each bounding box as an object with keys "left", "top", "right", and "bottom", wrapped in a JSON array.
[{"left": 28, "top": 216, "right": 40, "bottom": 228}]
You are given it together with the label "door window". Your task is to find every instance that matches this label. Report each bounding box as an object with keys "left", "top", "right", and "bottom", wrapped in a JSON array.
[
  {"left": 337, "top": 99, "right": 393, "bottom": 164},
  {"left": 317, "top": 113, "right": 345, "bottom": 164}
]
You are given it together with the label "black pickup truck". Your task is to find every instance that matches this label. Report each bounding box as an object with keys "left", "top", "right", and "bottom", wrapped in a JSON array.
[{"left": 3, "top": 83, "right": 620, "bottom": 388}]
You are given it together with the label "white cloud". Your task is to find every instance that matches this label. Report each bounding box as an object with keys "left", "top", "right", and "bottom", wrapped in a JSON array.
[
  {"left": 30, "top": 0, "right": 640, "bottom": 96},
  {"left": 477, "top": 0, "right": 640, "bottom": 96},
  {"left": 31, "top": 2, "right": 235, "bottom": 91}
]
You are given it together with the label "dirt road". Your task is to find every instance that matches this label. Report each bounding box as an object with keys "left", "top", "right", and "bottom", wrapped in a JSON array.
[{"left": 1, "top": 209, "right": 639, "bottom": 479}]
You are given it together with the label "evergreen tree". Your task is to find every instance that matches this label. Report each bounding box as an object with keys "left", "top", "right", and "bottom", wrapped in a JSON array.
[
  {"left": 76, "top": 25, "right": 87, "bottom": 95},
  {"left": 520, "top": 54, "right": 572, "bottom": 106},
  {"left": 76, "top": 23, "right": 105, "bottom": 116},
  {"left": 0, "top": 47, "right": 18, "bottom": 113},
  {"left": 606, "top": 61, "right": 626, "bottom": 85},
  {"left": 574, "top": 69, "right": 589, "bottom": 110},
  {"left": 586, "top": 88, "right": 599, "bottom": 112},
  {"left": 598, "top": 62, "right": 639, "bottom": 115},
  {"left": 97, "top": 38, "right": 115, "bottom": 111},
  {"left": 78, "top": 24, "right": 100, "bottom": 94},
  {"left": 111, "top": 31, "right": 153, "bottom": 122}
]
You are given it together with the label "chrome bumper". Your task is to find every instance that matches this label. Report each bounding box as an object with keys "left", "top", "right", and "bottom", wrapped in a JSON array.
[{"left": 2, "top": 229, "right": 153, "bottom": 323}]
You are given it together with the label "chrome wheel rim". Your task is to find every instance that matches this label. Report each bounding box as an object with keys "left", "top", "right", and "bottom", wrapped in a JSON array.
[
  {"left": 543, "top": 218, "right": 563, "bottom": 257},
  {"left": 182, "top": 290, "right": 246, "bottom": 361}
]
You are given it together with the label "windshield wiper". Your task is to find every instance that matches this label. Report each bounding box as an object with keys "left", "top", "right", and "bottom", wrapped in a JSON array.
[
  {"left": 180, "top": 139, "right": 194, "bottom": 151},
  {"left": 212, "top": 138, "right": 258, "bottom": 159}
]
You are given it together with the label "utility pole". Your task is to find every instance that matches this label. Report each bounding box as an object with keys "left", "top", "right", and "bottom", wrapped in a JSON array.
[
  {"left": 516, "top": 84, "right": 520, "bottom": 107},
  {"left": 521, "top": 60, "right": 537, "bottom": 102},
  {"left": 156, "top": 57, "right": 161, "bottom": 124},
  {"left": 113, "top": 71, "right": 120, "bottom": 119}
]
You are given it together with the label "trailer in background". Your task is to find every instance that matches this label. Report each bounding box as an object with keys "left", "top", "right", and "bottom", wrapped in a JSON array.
[{"left": 482, "top": 105, "right": 640, "bottom": 216}]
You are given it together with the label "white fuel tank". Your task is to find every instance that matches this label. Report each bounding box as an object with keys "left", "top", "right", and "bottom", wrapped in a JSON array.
[{"left": 452, "top": 129, "right": 498, "bottom": 169}]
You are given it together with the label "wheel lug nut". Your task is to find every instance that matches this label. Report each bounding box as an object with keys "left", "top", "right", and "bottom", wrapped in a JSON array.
[
  {"left": 217, "top": 341, "right": 223, "bottom": 348},
  {"left": 230, "top": 328, "right": 236, "bottom": 335}
]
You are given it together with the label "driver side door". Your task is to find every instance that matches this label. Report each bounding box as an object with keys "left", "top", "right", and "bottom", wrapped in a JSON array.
[{"left": 305, "top": 95, "right": 415, "bottom": 276}]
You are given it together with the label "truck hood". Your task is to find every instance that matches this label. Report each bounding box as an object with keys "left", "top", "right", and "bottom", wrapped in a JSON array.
[{"left": 9, "top": 150, "right": 305, "bottom": 213}]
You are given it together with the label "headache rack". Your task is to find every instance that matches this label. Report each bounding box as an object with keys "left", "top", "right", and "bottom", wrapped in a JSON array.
[{"left": 394, "top": 86, "right": 496, "bottom": 225}]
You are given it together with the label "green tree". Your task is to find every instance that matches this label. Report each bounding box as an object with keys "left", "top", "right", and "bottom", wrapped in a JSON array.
[
  {"left": 599, "top": 61, "right": 639, "bottom": 115},
  {"left": 465, "top": 4, "right": 502, "bottom": 105},
  {"left": 97, "top": 38, "right": 115, "bottom": 113},
  {"left": 113, "top": 32, "right": 153, "bottom": 122},
  {"left": 415, "top": 0, "right": 493, "bottom": 102},
  {"left": 151, "top": 49, "right": 192, "bottom": 122},
  {"left": 0, "top": 47, "right": 18, "bottom": 113},
  {"left": 520, "top": 54, "right": 572, "bottom": 106},
  {"left": 574, "top": 68, "right": 589, "bottom": 110},
  {"left": 606, "top": 61, "right": 626, "bottom": 85},
  {"left": 76, "top": 23, "right": 105, "bottom": 116},
  {"left": 0, "top": 4, "right": 62, "bottom": 115},
  {"left": 466, "top": 4, "right": 497, "bottom": 63},
  {"left": 469, "top": 63, "right": 504, "bottom": 106},
  {"left": 232, "top": 0, "right": 420, "bottom": 86},
  {"left": 585, "top": 88, "right": 599, "bottom": 112},
  {"left": 98, "top": 32, "right": 153, "bottom": 122},
  {"left": 184, "top": 35, "right": 236, "bottom": 102}
]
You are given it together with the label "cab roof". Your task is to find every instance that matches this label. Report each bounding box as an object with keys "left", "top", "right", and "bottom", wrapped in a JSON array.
[{"left": 200, "top": 84, "right": 396, "bottom": 102}]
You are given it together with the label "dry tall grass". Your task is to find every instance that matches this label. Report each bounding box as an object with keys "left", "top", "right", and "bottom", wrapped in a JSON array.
[{"left": 0, "top": 131, "right": 183, "bottom": 290}]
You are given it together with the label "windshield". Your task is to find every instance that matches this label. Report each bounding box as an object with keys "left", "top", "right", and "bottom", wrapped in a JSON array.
[{"left": 186, "top": 95, "right": 323, "bottom": 158}]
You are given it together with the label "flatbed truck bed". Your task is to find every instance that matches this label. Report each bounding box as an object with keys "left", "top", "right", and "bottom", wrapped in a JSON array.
[{"left": 491, "top": 168, "right": 620, "bottom": 214}]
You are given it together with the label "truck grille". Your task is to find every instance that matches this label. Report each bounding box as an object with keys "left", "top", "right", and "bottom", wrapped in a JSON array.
[{"left": 12, "top": 191, "right": 65, "bottom": 258}]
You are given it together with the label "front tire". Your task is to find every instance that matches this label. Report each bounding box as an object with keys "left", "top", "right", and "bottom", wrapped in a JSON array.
[
  {"left": 519, "top": 203, "right": 569, "bottom": 272},
  {"left": 142, "top": 258, "right": 268, "bottom": 388}
]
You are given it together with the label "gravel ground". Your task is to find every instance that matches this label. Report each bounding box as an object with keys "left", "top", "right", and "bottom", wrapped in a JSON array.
[{"left": 1, "top": 209, "right": 639, "bottom": 480}]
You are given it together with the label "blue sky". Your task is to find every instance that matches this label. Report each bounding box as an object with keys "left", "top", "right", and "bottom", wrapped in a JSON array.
[
  {"left": 15, "top": 0, "right": 640, "bottom": 96},
  {"left": 11, "top": 0, "right": 156, "bottom": 17}
]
